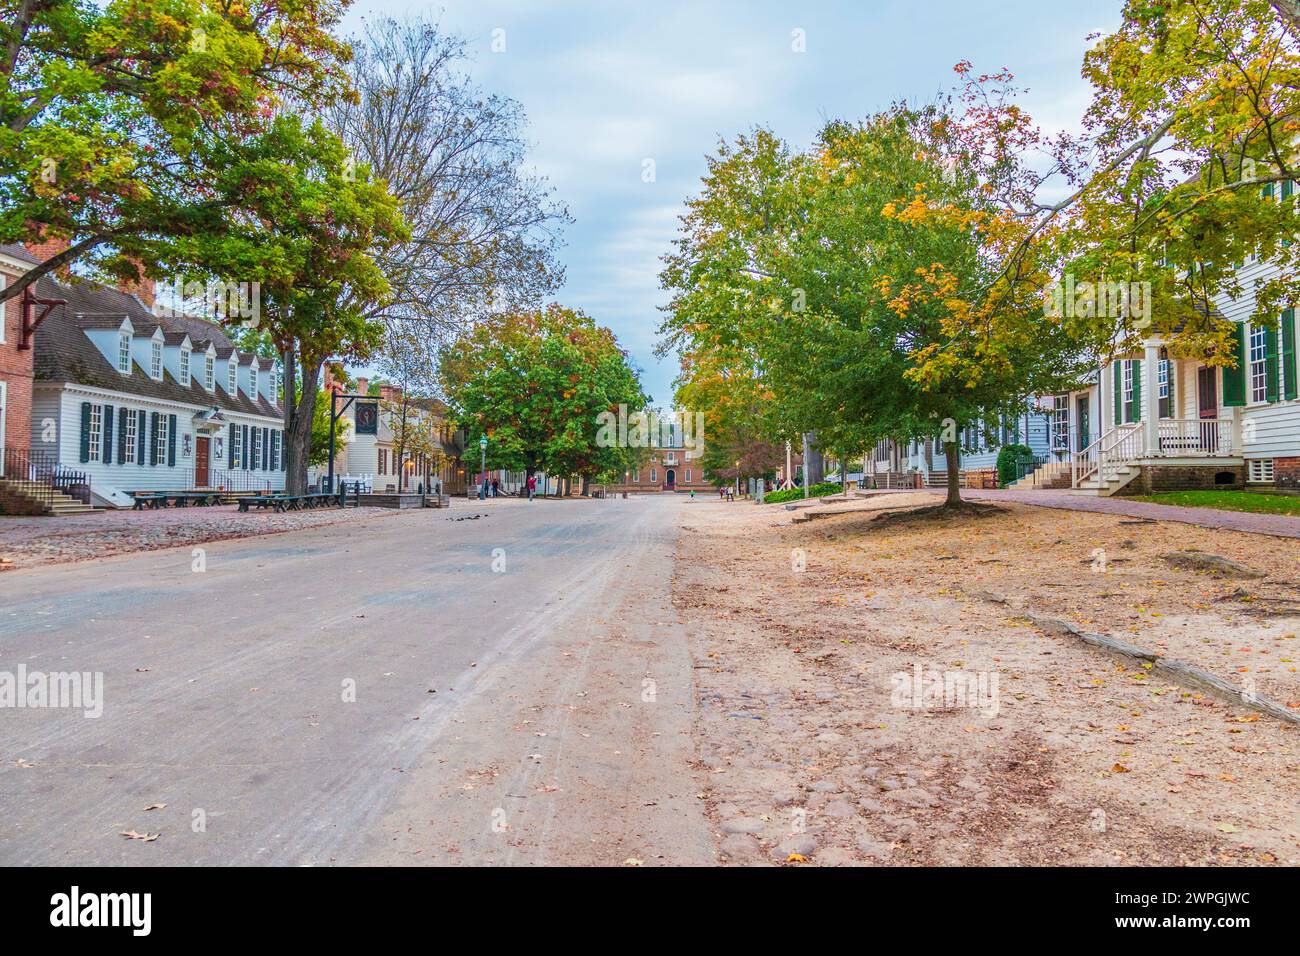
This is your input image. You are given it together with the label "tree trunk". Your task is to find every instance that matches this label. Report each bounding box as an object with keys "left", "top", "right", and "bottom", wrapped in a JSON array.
[
  {"left": 804, "top": 432, "right": 825, "bottom": 485},
  {"left": 285, "top": 353, "right": 321, "bottom": 496},
  {"left": 581, "top": 475, "right": 591, "bottom": 496},
  {"left": 944, "top": 440, "right": 962, "bottom": 508}
]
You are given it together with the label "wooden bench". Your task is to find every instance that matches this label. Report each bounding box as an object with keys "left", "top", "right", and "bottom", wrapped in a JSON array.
[
  {"left": 169, "top": 492, "right": 221, "bottom": 507},
  {"left": 131, "top": 493, "right": 169, "bottom": 511},
  {"left": 238, "top": 495, "right": 287, "bottom": 512}
]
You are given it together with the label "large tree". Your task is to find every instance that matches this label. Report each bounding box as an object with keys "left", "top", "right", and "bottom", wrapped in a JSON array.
[
  {"left": 0, "top": 0, "right": 353, "bottom": 302},
  {"left": 1000, "top": 0, "right": 1300, "bottom": 362},
  {"left": 330, "top": 18, "right": 569, "bottom": 347},
  {"left": 438, "top": 304, "right": 648, "bottom": 491},
  {"left": 661, "top": 106, "right": 1088, "bottom": 508}
]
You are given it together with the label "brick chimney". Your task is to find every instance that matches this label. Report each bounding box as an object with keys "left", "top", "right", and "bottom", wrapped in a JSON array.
[
  {"left": 24, "top": 232, "right": 71, "bottom": 264},
  {"left": 356, "top": 376, "right": 369, "bottom": 395},
  {"left": 118, "top": 258, "right": 156, "bottom": 311},
  {"left": 379, "top": 384, "right": 403, "bottom": 403}
]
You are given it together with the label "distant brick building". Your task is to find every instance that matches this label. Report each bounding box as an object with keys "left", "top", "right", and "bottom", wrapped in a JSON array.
[{"left": 610, "top": 438, "right": 712, "bottom": 494}]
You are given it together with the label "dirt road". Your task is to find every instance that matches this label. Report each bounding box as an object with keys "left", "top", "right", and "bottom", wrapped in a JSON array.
[{"left": 674, "top": 495, "right": 1300, "bottom": 866}]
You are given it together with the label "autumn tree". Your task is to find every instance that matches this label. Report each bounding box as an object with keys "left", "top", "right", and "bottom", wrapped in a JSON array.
[
  {"left": 0, "top": 0, "right": 353, "bottom": 301},
  {"left": 661, "top": 107, "right": 1088, "bottom": 508},
  {"left": 439, "top": 305, "right": 648, "bottom": 491}
]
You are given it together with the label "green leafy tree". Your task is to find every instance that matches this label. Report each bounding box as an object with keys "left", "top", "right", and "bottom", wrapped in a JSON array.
[
  {"left": 439, "top": 304, "right": 648, "bottom": 490},
  {"left": 0, "top": 0, "right": 353, "bottom": 301}
]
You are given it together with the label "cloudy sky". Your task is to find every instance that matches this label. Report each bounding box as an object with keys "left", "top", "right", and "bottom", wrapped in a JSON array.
[{"left": 347, "top": 0, "right": 1118, "bottom": 405}]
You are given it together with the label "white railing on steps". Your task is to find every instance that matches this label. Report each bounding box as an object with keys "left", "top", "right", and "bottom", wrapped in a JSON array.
[{"left": 1072, "top": 423, "right": 1144, "bottom": 488}]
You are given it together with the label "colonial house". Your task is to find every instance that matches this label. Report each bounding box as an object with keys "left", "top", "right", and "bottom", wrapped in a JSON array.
[
  {"left": 1016, "top": 249, "right": 1298, "bottom": 495},
  {"left": 317, "top": 374, "right": 466, "bottom": 495},
  {"left": 869, "top": 404, "right": 1055, "bottom": 487},
  {"left": 4, "top": 244, "right": 287, "bottom": 511}
]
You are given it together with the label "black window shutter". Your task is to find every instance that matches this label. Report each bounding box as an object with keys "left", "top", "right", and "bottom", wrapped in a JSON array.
[
  {"left": 229, "top": 425, "right": 236, "bottom": 468},
  {"left": 117, "top": 408, "right": 128, "bottom": 462},
  {"left": 262, "top": 427, "right": 270, "bottom": 470},
  {"left": 168, "top": 414, "right": 177, "bottom": 466},
  {"left": 137, "top": 410, "right": 147, "bottom": 466},
  {"left": 79, "top": 402, "right": 92, "bottom": 462},
  {"left": 150, "top": 412, "right": 160, "bottom": 465},
  {"left": 103, "top": 404, "right": 114, "bottom": 464},
  {"left": 243, "top": 425, "right": 250, "bottom": 470}
]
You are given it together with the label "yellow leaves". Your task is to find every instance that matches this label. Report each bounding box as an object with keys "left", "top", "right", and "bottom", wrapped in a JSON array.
[
  {"left": 1112, "top": 763, "right": 1132, "bottom": 773},
  {"left": 786, "top": 853, "right": 810, "bottom": 864}
]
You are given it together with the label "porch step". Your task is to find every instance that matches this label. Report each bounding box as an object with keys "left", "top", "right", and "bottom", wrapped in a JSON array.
[{"left": 0, "top": 478, "right": 97, "bottom": 515}]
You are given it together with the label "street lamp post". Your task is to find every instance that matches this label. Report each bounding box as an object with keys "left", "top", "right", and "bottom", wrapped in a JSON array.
[{"left": 479, "top": 434, "right": 488, "bottom": 500}]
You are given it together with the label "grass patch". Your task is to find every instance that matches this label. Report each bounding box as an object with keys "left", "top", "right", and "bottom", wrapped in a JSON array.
[{"left": 1130, "top": 489, "right": 1300, "bottom": 517}]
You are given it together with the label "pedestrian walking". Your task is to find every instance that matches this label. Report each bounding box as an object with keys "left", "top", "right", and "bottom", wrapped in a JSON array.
[{"left": 527, "top": 475, "right": 537, "bottom": 501}]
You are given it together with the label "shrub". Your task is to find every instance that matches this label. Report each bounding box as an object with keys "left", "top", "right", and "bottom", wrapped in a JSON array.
[
  {"left": 763, "top": 481, "right": 841, "bottom": 504},
  {"left": 996, "top": 444, "right": 1034, "bottom": 487}
]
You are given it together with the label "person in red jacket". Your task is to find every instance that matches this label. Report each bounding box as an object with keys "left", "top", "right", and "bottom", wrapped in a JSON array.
[{"left": 527, "top": 475, "right": 537, "bottom": 501}]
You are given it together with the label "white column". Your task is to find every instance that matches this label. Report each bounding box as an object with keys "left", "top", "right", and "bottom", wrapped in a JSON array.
[
  {"left": 1143, "top": 342, "right": 1161, "bottom": 455},
  {"left": 1098, "top": 363, "right": 1110, "bottom": 441}
]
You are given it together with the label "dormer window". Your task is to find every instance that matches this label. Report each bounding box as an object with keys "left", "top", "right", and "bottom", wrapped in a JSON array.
[
  {"left": 249, "top": 366, "right": 258, "bottom": 397},
  {"left": 151, "top": 340, "right": 163, "bottom": 380},
  {"left": 179, "top": 348, "right": 191, "bottom": 386},
  {"left": 269, "top": 366, "right": 278, "bottom": 402},
  {"left": 205, "top": 354, "right": 215, "bottom": 390},
  {"left": 117, "top": 333, "right": 131, "bottom": 373},
  {"left": 228, "top": 360, "right": 237, "bottom": 395}
]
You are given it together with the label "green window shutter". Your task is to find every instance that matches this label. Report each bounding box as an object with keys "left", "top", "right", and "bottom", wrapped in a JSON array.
[
  {"left": 1283, "top": 309, "right": 1297, "bottom": 401},
  {"left": 1222, "top": 323, "right": 1247, "bottom": 406},
  {"left": 1285, "top": 182, "right": 1295, "bottom": 247},
  {"left": 117, "top": 408, "right": 128, "bottom": 462},
  {"left": 167, "top": 414, "right": 177, "bottom": 466},
  {"left": 79, "top": 402, "right": 92, "bottom": 462},
  {"left": 150, "top": 412, "right": 160, "bottom": 465},
  {"left": 1113, "top": 363, "right": 1122, "bottom": 426},
  {"left": 1265, "top": 324, "right": 1280, "bottom": 403},
  {"left": 102, "top": 403, "right": 114, "bottom": 464},
  {"left": 1131, "top": 360, "right": 1142, "bottom": 422},
  {"left": 137, "top": 410, "right": 147, "bottom": 466}
]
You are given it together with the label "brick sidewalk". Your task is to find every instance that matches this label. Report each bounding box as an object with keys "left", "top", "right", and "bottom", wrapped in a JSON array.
[
  {"left": 0, "top": 503, "right": 404, "bottom": 569},
  {"left": 918, "top": 487, "right": 1300, "bottom": 539}
]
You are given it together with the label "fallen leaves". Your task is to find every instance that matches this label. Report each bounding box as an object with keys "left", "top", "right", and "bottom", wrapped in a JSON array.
[{"left": 120, "top": 830, "right": 159, "bottom": 842}]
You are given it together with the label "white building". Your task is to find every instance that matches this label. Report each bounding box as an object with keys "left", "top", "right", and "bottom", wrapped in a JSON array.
[
  {"left": 1016, "top": 248, "right": 1299, "bottom": 494},
  {"left": 27, "top": 272, "right": 285, "bottom": 507}
]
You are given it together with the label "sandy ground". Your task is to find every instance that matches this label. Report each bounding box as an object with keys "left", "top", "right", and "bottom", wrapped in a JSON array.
[{"left": 673, "top": 494, "right": 1300, "bottom": 866}]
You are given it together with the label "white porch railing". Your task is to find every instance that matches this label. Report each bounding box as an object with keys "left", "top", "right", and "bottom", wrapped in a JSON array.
[
  {"left": 1072, "top": 422, "right": 1143, "bottom": 487},
  {"left": 1156, "top": 419, "right": 1233, "bottom": 457},
  {"left": 1072, "top": 418, "right": 1235, "bottom": 488}
]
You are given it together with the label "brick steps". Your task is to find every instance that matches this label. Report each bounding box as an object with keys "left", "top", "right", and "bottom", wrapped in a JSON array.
[{"left": 0, "top": 478, "right": 98, "bottom": 515}]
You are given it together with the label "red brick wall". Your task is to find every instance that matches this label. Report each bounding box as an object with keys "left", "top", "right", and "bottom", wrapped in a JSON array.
[
  {"left": 0, "top": 285, "right": 34, "bottom": 454},
  {"left": 1275, "top": 457, "right": 1300, "bottom": 491},
  {"left": 1116, "top": 464, "right": 1246, "bottom": 494}
]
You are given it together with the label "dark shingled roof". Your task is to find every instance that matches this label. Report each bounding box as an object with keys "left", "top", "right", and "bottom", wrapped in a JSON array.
[
  {"left": 33, "top": 275, "right": 283, "bottom": 420},
  {"left": 0, "top": 242, "right": 41, "bottom": 265}
]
